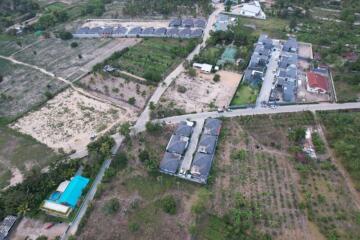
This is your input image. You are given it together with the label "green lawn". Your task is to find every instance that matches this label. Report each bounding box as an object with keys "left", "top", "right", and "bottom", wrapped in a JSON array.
[
  {"left": 239, "top": 16, "right": 289, "bottom": 39},
  {"left": 193, "top": 46, "right": 224, "bottom": 65},
  {"left": 107, "top": 38, "right": 197, "bottom": 82},
  {"left": 231, "top": 84, "right": 259, "bottom": 105}
]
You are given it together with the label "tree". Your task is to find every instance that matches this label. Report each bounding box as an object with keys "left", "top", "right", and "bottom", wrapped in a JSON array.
[
  {"left": 187, "top": 68, "right": 197, "bottom": 77},
  {"left": 160, "top": 195, "right": 177, "bottom": 215},
  {"left": 119, "top": 122, "right": 131, "bottom": 138},
  {"left": 71, "top": 42, "right": 79, "bottom": 48},
  {"left": 128, "top": 97, "right": 136, "bottom": 105},
  {"left": 213, "top": 74, "right": 220, "bottom": 82},
  {"left": 58, "top": 31, "right": 73, "bottom": 40},
  {"left": 145, "top": 122, "right": 163, "bottom": 134},
  {"left": 36, "top": 236, "right": 48, "bottom": 240},
  {"left": 112, "top": 152, "right": 128, "bottom": 170},
  {"left": 138, "top": 150, "right": 150, "bottom": 162},
  {"left": 0, "top": 75, "right": 3, "bottom": 83}
]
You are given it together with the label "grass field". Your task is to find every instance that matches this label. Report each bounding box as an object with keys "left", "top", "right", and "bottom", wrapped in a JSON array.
[
  {"left": 105, "top": 38, "right": 197, "bottom": 82},
  {"left": 0, "top": 125, "right": 62, "bottom": 189},
  {"left": 239, "top": 16, "right": 289, "bottom": 39},
  {"left": 231, "top": 84, "right": 259, "bottom": 105},
  {"left": 0, "top": 58, "right": 67, "bottom": 119},
  {"left": 319, "top": 110, "right": 360, "bottom": 190}
]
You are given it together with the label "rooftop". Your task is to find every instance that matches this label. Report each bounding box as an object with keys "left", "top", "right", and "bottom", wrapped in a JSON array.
[
  {"left": 159, "top": 152, "right": 182, "bottom": 174},
  {"left": 190, "top": 152, "right": 214, "bottom": 183},
  {"left": 203, "top": 118, "right": 222, "bottom": 136},
  {"left": 166, "top": 134, "right": 189, "bottom": 155},
  {"left": 175, "top": 121, "right": 194, "bottom": 137},
  {"left": 198, "top": 134, "right": 218, "bottom": 154},
  {"left": 0, "top": 216, "right": 17, "bottom": 240},
  {"left": 307, "top": 71, "right": 329, "bottom": 91}
]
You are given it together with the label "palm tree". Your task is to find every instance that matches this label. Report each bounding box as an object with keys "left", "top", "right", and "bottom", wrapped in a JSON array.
[{"left": 17, "top": 202, "right": 30, "bottom": 216}]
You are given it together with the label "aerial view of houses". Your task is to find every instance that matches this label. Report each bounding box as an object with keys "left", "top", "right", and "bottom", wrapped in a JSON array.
[{"left": 1, "top": 0, "right": 360, "bottom": 239}]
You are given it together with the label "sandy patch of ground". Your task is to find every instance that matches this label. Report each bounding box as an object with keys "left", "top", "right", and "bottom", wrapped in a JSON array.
[
  {"left": 83, "top": 20, "right": 170, "bottom": 28},
  {"left": 80, "top": 73, "right": 154, "bottom": 111},
  {"left": 11, "top": 217, "right": 68, "bottom": 240},
  {"left": 8, "top": 168, "right": 23, "bottom": 187},
  {"left": 162, "top": 70, "right": 242, "bottom": 113},
  {"left": 11, "top": 88, "right": 136, "bottom": 154},
  {"left": 298, "top": 42, "right": 313, "bottom": 59}
]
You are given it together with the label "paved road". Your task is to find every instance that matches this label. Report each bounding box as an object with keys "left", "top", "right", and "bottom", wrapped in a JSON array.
[
  {"left": 179, "top": 119, "right": 204, "bottom": 174},
  {"left": 156, "top": 102, "right": 360, "bottom": 125},
  {"left": 256, "top": 40, "right": 281, "bottom": 106},
  {"left": 132, "top": 4, "right": 224, "bottom": 133}
]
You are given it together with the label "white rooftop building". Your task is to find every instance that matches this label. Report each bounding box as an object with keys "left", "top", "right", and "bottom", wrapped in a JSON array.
[
  {"left": 193, "top": 63, "right": 213, "bottom": 73},
  {"left": 229, "top": 1, "right": 266, "bottom": 20}
]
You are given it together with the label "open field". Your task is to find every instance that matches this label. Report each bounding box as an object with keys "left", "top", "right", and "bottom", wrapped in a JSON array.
[
  {"left": 77, "top": 125, "right": 201, "bottom": 240},
  {"left": 161, "top": 70, "right": 242, "bottom": 113},
  {"left": 319, "top": 110, "right": 360, "bottom": 191},
  {"left": 333, "top": 73, "right": 360, "bottom": 102},
  {"left": 12, "top": 38, "right": 140, "bottom": 80},
  {"left": 0, "top": 33, "right": 39, "bottom": 56},
  {"left": 231, "top": 84, "right": 258, "bottom": 105},
  {"left": 79, "top": 73, "right": 154, "bottom": 111},
  {"left": 0, "top": 58, "right": 67, "bottom": 119},
  {"left": 102, "top": 38, "right": 197, "bottom": 83},
  {"left": 0, "top": 125, "right": 62, "bottom": 189},
  {"left": 11, "top": 88, "right": 135, "bottom": 154},
  {"left": 238, "top": 16, "right": 289, "bottom": 39}
]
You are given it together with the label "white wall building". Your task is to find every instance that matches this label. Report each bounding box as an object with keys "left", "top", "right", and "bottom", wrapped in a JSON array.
[{"left": 229, "top": 1, "right": 266, "bottom": 20}]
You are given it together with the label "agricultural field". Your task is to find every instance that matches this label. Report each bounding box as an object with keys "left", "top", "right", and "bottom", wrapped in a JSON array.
[
  {"left": 160, "top": 70, "right": 242, "bottom": 113},
  {"left": 77, "top": 125, "right": 201, "bottom": 240},
  {"left": 12, "top": 38, "right": 140, "bottom": 80},
  {"left": 11, "top": 88, "right": 135, "bottom": 154},
  {"left": 101, "top": 38, "right": 197, "bottom": 83},
  {"left": 0, "top": 125, "right": 62, "bottom": 190},
  {"left": 0, "top": 33, "right": 39, "bottom": 56},
  {"left": 231, "top": 84, "right": 259, "bottom": 105},
  {"left": 77, "top": 111, "right": 360, "bottom": 240},
  {"left": 79, "top": 73, "right": 155, "bottom": 111},
  {"left": 0, "top": 58, "right": 67, "bottom": 119}
]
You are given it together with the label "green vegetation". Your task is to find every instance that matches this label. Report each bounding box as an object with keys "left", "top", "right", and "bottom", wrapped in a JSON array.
[
  {"left": 193, "top": 46, "right": 223, "bottom": 66},
  {"left": 102, "top": 198, "right": 120, "bottom": 215},
  {"left": 123, "top": 0, "right": 212, "bottom": 17},
  {"left": 159, "top": 195, "right": 177, "bottom": 215},
  {"left": 319, "top": 111, "right": 360, "bottom": 190},
  {"left": 150, "top": 101, "right": 186, "bottom": 119},
  {"left": 312, "top": 132, "right": 325, "bottom": 154},
  {"left": 0, "top": 160, "right": 79, "bottom": 219},
  {"left": 96, "top": 39, "right": 197, "bottom": 83},
  {"left": 231, "top": 84, "right": 259, "bottom": 105}
]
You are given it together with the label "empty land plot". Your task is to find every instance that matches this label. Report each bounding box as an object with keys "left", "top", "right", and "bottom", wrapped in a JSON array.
[
  {"left": 0, "top": 125, "right": 62, "bottom": 189},
  {"left": 12, "top": 38, "right": 140, "bottom": 79},
  {"left": 0, "top": 58, "right": 67, "bottom": 118},
  {"left": 77, "top": 127, "right": 200, "bottom": 240},
  {"left": 79, "top": 73, "right": 154, "bottom": 110},
  {"left": 0, "top": 34, "right": 40, "bottom": 56},
  {"left": 104, "top": 38, "right": 197, "bottom": 83},
  {"left": 238, "top": 16, "right": 289, "bottom": 39},
  {"left": 161, "top": 70, "right": 242, "bottom": 113},
  {"left": 11, "top": 88, "right": 135, "bottom": 154},
  {"left": 229, "top": 113, "right": 360, "bottom": 239},
  {"left": 231, "top": 84, "right": 259, "bottom": 105}
]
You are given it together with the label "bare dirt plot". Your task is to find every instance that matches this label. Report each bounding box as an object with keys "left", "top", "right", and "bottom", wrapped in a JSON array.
[
  {"left": 11, "top": 88, "right": 136, "bottom": 154},
  {"left": 161, "top": 70, "right": 242, "bottom": 113},
  {"left": 298, "top": 42, "right": 313, "bottom": 60},
  {"left": 11, "top": 217, "right": 68, "bottom": 240},
  {"left": 12, "top": 38, "right": 140, "bottom": 79},
  {"left": 77, "top": 127, "right": 200, "bottom": 240},
  {"left": 0, "top": 58, "right": 67, "bottom": 118},
  {"left": 79, "top": 73, "right": 154, "bottom": 111}
]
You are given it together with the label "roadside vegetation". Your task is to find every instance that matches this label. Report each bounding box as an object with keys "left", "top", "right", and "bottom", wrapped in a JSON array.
[{"left": 319, "top": 111, "right": 360, "bottom": 190}]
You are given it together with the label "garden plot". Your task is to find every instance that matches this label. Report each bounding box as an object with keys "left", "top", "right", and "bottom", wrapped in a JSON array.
[
  {"left": 161, "top": 70, "right": 242, "bottom": 113},
  {"left": 0, "top": 58, "right": 66, "bottom": 118},
  {"left": 12, "top": 38, "right": 140, "bottom": 79},
  {"left": 11, "top": 88, "right": 136, "bottom": 154},
  {"left": 79, "top": 73, "right": 154, "bottom": 111}
]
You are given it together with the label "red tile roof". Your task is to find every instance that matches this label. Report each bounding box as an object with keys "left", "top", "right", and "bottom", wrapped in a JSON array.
[{"left": 307, "top": 71, "right": 329, "bottom": 91}]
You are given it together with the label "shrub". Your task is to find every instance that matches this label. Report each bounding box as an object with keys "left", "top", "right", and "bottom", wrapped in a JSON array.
[
  {"left": 112, "top": 152, "right": 128, "bottom": 170},
  {"left": 71, "top": 42, "right": 79, "bottom": 48},
  {"left": 213, "top": 74, "right": 220, "bottom": 82},
  {"left": 160, "top": 195, "right": 177, "bottom": 215},
  {"left": 102, "top": 198, "right": 120, "bottom": 215},
  {"left": 59, "top": 31, "right": 73, "bottom": 40},
  {"left": 177, "top": 85, "right": 187, "bottom": 93},
  {"left": 129, "top": 222, "right": 140, "bottom": 232},
  {"left": 138, "top": 150, "right": 150, "bottom": 162},
  {"left": 128, "top": 97, "right": 136, "bottom": 105},
  {"left": 145, "top": 122, "right": 163, "bottom": 134}
]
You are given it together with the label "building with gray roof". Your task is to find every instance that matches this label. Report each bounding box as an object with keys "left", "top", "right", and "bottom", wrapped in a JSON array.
[
  {"left": 279, "top": 53, "right": 297, "bottom": 69},
  {"left": 113, "top": 26, "right": 127, "bottom": 36},
  {"left": 175, "top": 121, "right": 193, "bottom": 138},
  {"left": 283, "top": 37, "right": 298, "bottom": 53},
  {"left": 190, "top": 153, "right": 214, "bottom": 184},
  {"left": 182, "top": 18, "right": 194, "bottom": 28},
  {"left": 258, "top": 34, "right": 273, "bottom": 49},
  {"left": 166, "top": 134, "right": 189, "bottom": 155},
  {"left": 283, "top": 83, "right": 296, "bottom": 102},
  {"left": 194, "top": 18, "right": 206, "bottom": 28},
  {"left": 154, "top": 27, "right": 167, "bottom": 36},
  {"left": 127, "top": 27, "right": 142, "bottom": 37},
  {"left": 179, "top": 28, "right": 191, "bottom": 38},
  {"left": 166, "top": 28, "right": 179, "bottom": 37},
  {"left": 141, "top": 27, "right": 155, "bottom": 36},
  {"left": 169, "top": 18, "right": 182, "bottom": 27},
  {"left": 198, "top": 134, "right": 218, "bottom": 154},
  {"left": 102, "top": 27, "right": 113, "bottom": 35},
  {"left": 203, "top": 118, "right": 222, "bottom": 136},
  {"left": 191, "top": 29, "right": 203, "bottom": 38},
  {"left": 159, "top": 152, "right": 182, "bottom": 174},
  {"left": 0, "top": 216, "right": 17, "bottom": 240}
]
